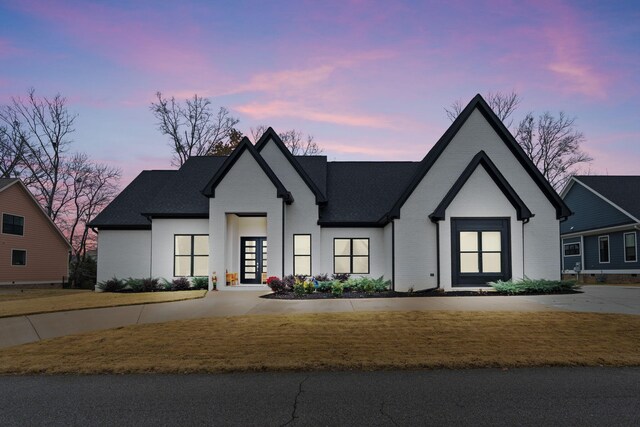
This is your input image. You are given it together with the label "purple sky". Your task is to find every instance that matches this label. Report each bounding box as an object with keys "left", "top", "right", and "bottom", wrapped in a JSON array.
[{"left": 1, "top": 0, "right": 638, "bottom": 185}]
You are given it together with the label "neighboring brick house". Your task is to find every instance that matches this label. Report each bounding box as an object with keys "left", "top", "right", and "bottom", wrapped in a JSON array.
[
  {"left": 561, "top": 176, "right": 640, "bottom": 284},
  {"left": 0, "top": 178, "right": 71, "bottom": 287}
]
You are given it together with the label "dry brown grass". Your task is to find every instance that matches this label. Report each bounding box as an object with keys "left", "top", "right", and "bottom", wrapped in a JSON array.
[
  {"left": 1, "top": 310, "right": 638, "bottom": 374},
  {"left": 0, "top": 290, "right": 207, "bottom": 318},
  {"left": 0, "top": 289, "right": 88, "bottom": 302}
]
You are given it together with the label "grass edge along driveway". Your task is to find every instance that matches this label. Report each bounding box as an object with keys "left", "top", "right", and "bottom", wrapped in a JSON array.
[
  {"left": 0, "top": 290, "right": 207, "bottom": 318},
  {"left": 1, "top": 310, "right": 638, "bottom": 374}
]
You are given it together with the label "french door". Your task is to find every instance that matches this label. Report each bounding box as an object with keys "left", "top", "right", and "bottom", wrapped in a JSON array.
[
  {"left": 451, "top": 218, "right": 510, "bottom": 286},
  {"left": 240, "top": 237, "right": 267, "bottom": 284}
]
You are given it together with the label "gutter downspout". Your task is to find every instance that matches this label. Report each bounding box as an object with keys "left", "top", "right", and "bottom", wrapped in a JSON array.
[
  {"left": 282, "top": 200, "right": 285, "bottom": 277},
  {"left": 391, "top": 220, "right": 395, "bottom": 291},
  {"left": 435, "top": 221, "right": 440, "bottom": 289}
]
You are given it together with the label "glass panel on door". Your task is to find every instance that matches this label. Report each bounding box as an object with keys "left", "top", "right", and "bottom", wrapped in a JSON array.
[{"left": 241, "top": 237, "right": 267, "bottom": 284}]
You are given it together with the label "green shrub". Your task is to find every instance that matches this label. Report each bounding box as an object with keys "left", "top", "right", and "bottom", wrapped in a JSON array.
[
  {"left": 124, "top": 278, "right": 144, "bottom": 292},
  {"left": 97, "top": 277, "right": 125, "bottom": 292},
  {"left": 303, "top": 281, "right": 315, "bottom": 294},
  {"left": 490, "top": 278, "right": 579, "bottom": 295},
  {"left": 331, "top": 281, "right": 344, "bottom": 297},
  {"left": 316, "top": 280, "right": 335, "bottom": 293},
  {"left": 191, "top": 277, "right": 208, "bottom": 290},
  {"left": 293, "top": 281, "right": 305, "bottom": 296},
  {"left": 158, "top": 278, "right": 173, "bottom": 291}
]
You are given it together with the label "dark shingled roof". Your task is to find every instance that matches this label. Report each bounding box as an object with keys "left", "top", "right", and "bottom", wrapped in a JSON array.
[
  {"left": 88, "top": 170, "right": 176, "bottom": 228},
  {"left": 144, "top": 156, "right": 227, "bottom": 216},
  {"left": 319, "top": 162, "right": 419, "bottom": 225},
  {"left": 574, "top": 176, "right": 640, "bottom": 220},
  {"left": 295, "top": 155, "right": 327, "bottom": 196},
  {"left": 0, "top": 178, "right": 19, "bottom": 191}
]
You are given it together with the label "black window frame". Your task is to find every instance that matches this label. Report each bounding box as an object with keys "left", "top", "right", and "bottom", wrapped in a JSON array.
[
  {"left": 563, "top": 242, "right": 581, "bottom": 257},
  {"left": 333, "top": 238, "right": 370, "bottom": 275},
  {"left": 451, "top": 218, "right": 511, "bottom": 286},
  {"left": 11, "top": 249, "right": 27, "bottom": 266},
  {"left": 173, "top": 234, "right": 209, "bottom": 277},
  {"left": 624, "top": 231, "right": 637, "bottom": 263},
  {"left": 598, "top": 235, "right": 610, "bottom": 264},
  {"left": 2, "top": 213, "right": 24, "bottom": 236},
  {"left": 293, "top": 234, "right": 312, "bottom": 276}
]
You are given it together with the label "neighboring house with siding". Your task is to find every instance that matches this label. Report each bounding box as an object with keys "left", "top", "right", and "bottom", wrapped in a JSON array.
[
  {"left": 0, "top": 178, "right": 71, "bottom": 287},
  {"left": 561, "top": 176, "right": 640, "bottom": 283},
  {"left": 89, "top": 94, "right": 570, "bottom": 292}
]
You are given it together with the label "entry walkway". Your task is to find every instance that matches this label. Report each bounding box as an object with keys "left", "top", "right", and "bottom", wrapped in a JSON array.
[{"left": 1, "top": 285, "right": 638, "bottom": 349}]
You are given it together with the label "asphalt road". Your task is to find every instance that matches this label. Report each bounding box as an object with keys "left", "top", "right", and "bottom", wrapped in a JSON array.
[{"left": 1, "top": 367, "right": 639, "bottom": 426}]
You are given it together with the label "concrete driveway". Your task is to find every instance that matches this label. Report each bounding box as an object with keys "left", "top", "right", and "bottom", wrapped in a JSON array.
[{"left": 1, "top": 285, "right": 638, "bottom": 349}]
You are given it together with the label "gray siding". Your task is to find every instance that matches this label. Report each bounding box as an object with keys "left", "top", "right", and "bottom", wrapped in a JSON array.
[
  {"left": 583, "top": 229, "right": 639, "bottom": 270},
  {"left": 561, "top": 182, "right": 634, "bottom": 234}
]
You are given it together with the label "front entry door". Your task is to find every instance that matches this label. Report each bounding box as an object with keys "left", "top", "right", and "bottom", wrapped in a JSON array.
[
  {"left": 451, "top": 218, "right": 510, "bottom": 286},
  {"left": 241, "top": 237, "right": 267, "bottom": 284}
]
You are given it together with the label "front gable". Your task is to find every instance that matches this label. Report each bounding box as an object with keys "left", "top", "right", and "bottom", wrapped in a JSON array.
[
  {"left": 255, "top": 128, "right": 326, "bottom": 204},
  {"left": 429, "top": 151, "right": 533, "bottom": 222},
  {"left": 389, "top": 94, "right": 570, "bottom": 221},
  {"left": 201, "top": 137, "right": 293, "bottom": 203}
]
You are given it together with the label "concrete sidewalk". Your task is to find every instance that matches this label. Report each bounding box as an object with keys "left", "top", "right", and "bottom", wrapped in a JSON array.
[{"left": 1, "top": 285, "right": 638, "bottom": 349}]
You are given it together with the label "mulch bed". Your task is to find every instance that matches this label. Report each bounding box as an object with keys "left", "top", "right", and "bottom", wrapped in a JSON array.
[{"left": 261, "top": 289, "right": 583, "bottom": 299}]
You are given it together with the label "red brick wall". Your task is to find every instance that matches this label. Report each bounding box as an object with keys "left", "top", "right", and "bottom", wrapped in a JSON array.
[{"left": 0, "top": 183, "right": 70, "bottom": 285}]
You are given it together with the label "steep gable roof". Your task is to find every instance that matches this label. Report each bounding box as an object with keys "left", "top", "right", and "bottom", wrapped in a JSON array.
[
  {"left": 201, "top": 137, "right": 293, "bottom": 203},
  {"left": 570, "top": 176, "right": 640, "bottom": 222},
  {"left": 429, "top": 151, "right": 533, "bottom": 222},
  {"left": 88, "top": 170, "right": 176, "bottom": 228},
  {"left": 0, "top": 178, "right": 71, "bottom": 247},
  {"left": 255, "top": 127, "right": 327, "bottom": 204},
  {"left": 387, "top": 94, "right": 571, "bottom": 220}
]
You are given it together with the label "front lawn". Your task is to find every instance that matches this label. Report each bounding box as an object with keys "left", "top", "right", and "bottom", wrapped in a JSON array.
[
  {"left": 0, "top": 289, "right": 207, "bottom": 318},
  {"left": 1, "top": 310, "right": 638, "bottom": 374}
]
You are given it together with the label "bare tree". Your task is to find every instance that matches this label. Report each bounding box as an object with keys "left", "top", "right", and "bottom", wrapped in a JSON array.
[
  {"left": 0, "top": 89, "right": 76, "bottom": 219},
  {"left": 446, "top": 90, "right": 521, "bottom": 126},
  {"left": 150, "top": 92, "right": 240, "bottom": 166},
  {"left": 0, "top": 119, "right": 28, "bottom": 180},
  {"left": 445, "top": 91, "right": 592, "bottom": 190},
  {"left": 1, "top": 89, "right": 122, "bottom": 287},
  {"left": 61, "top": 153, "right": 121, "bottom": 287},
  {"left": 515, "top": 111, "right": 592, "bottom": 190},
  {"left": 250, "top": 125, "right": 322, "bottom": 155}
]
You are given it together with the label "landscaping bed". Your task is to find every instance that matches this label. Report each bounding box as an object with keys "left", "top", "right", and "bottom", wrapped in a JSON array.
[{"left": 263, "top": 275, "right": 581, "bottom": 299}]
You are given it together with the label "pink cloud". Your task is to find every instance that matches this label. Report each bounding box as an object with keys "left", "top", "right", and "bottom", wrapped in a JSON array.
[
  {"left": 321, "top": 141, "right": 414, "bottom": 158},
  {"left": 10, "top": 0, "right": 221, "bottom": 81},
  {"left": 582, "top": 132, "right": 640, "bottom": 175},
  {"left": 539, "top": 3, "right": 609, "bottom": 99},
  {"left": 235, "top": 100, "right": 404, "bottom": 130}
]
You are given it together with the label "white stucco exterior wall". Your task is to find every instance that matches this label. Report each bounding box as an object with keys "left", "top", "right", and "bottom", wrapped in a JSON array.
[
  {"left": 151, "top": 218, "right": 209, "bottom": 280},
  {"left": 209, "top": 149, "right": 284, "bottom": 289},
  {"left": 395, "top": 108, "right": 561, "bottom": 291},
  {"left": 319, "top": 227, "right": 388, "bottom": 279},
  {"left": 259, "top": 140, "right": 321, "bottom": 276},
  {"left": 96, "top": 229, "right": 151, "bottom": 284},
  {"left": 438, "top": 167, "right": 523, "bottom": 290}
]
